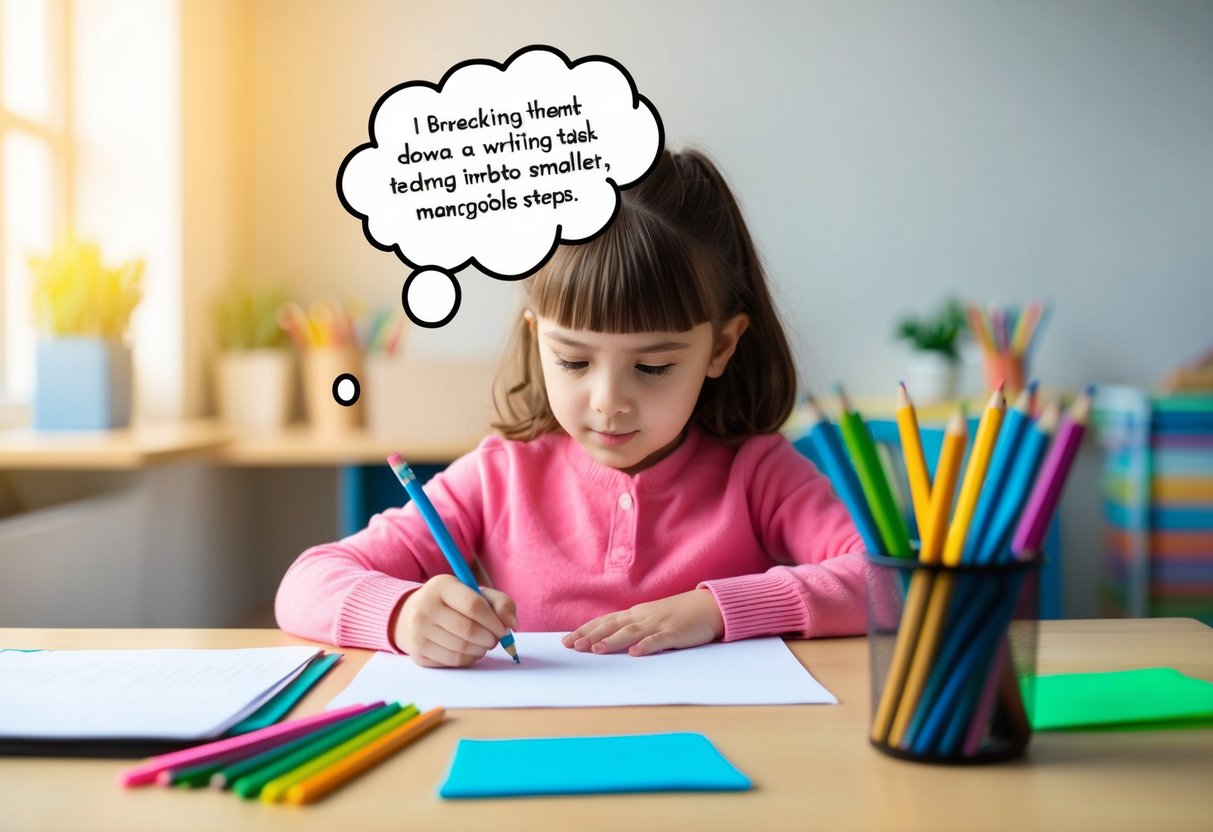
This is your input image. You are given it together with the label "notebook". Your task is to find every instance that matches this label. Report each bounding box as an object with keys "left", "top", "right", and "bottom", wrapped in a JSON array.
[{"left": 0, "top": 647, "right": 340, "bottom": 758}]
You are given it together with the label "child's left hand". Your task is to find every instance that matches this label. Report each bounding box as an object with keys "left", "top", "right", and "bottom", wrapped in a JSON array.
[{"left": 562, "top": 589, "right": 725, "bottom": 656}]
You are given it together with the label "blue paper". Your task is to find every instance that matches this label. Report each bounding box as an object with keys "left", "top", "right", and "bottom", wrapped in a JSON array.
[{"left": 438, "top": 732, "right": 752, "bottom": 799}]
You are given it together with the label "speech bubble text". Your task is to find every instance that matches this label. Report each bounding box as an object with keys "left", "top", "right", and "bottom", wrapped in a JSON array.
[{"left": 338, "top": 45, "right": 664, "bottom": 328}]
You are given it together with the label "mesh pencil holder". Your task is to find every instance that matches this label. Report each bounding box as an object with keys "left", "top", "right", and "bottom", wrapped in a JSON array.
[{"left": 865, "top": 552, "right": 1040, "bottom": 764}]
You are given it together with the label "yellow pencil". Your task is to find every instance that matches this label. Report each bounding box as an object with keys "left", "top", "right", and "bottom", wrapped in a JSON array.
[
  {"left": 283, "top": 708, "right": 445, "bottom": 805},
  {"left": 869, "top": 569, "right": 934, "bottom": 744},
  {"left": 885, "top": 406, "right": 967, "bottom": 747},
  {"left": 895, "top": 382, "right": 932, "bottom": 541},
  {"left": 918, "top": 407, "right": 969, "bottom": 564},
  {"left": 942, "top": 385, "right": 1006, "bottom": 567},
  {"left": 259, "top": 705, "right": 419, "bottom": 803}
]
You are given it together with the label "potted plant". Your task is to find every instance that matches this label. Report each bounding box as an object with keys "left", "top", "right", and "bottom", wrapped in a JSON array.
[
  {"left": 894, "top": 297, "right": 966, "bottom": 405},
  {"left": 212, "top": 281, "right": 294, "bottom": 433},
  {"left": 30, "top": 235, "right": 143, "bottom": 430}
]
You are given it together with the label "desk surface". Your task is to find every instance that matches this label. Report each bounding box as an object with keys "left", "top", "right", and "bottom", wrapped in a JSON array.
[{"left": 2, "top": 619, "right": 1210, "bottom": 831}]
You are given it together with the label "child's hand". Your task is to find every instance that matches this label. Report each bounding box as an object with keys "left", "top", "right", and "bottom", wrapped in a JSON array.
[
  {"left": 561, "top": 589, "right": 725, "bottom": 657},
  {"left": 392, "top": 574, "right": 518, "bottom": 668}
]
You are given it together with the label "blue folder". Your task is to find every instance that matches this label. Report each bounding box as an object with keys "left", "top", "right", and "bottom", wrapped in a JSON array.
[{"left": 438, "top": 732, "right": 752, "bottom": 799}]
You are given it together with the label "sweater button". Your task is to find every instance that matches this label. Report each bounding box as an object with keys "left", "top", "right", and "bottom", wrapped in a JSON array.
[{"left": 618, "top": 493, "right": 633, "bottom": 510}]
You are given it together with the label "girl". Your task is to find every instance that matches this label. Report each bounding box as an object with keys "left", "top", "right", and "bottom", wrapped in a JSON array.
[{"left": 275, "top": 149, "right": 867, "bottom": 667}]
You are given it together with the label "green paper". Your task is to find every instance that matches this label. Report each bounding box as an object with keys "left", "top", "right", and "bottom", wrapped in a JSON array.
[{"left": 1031, "top": 668, "right": 1213, "bottom": 731}]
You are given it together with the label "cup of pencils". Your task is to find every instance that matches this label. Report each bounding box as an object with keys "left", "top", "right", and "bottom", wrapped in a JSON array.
[
  {"left": 966, "top": 301, "right": 1049, "bottom": 398},
  {"left": 802, "top": 380, "right": 1091, "bottom": 763},
  {"left": 280, "top": 300, "right": 377, "bottom": 434}
]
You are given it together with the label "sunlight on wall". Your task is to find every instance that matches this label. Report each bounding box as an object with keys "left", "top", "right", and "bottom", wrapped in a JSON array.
[{"left": 73, "top": 0, "right": 182, "bottom": 421}]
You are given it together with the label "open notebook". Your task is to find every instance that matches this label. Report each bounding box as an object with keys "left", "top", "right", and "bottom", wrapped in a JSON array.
[{"left": 0, "top": 647, "right": 339, "bottom": 758}]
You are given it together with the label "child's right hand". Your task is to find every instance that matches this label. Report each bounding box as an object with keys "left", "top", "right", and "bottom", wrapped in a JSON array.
[{"left": 391, "top": 574, "right": 518, "bottom": 668}]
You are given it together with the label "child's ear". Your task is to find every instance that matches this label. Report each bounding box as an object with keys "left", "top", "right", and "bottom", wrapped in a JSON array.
[
  {"left": 523, "top": 310, "right": 537, "bottom": 332},
  {"left": 706, "top": 314, "right": 750, "bottom": 378}
]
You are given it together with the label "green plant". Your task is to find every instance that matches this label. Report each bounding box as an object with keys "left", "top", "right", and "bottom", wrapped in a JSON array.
[
  {"left": 29, "top": 234, "right": 144, "bottom": 337},
  {"left": 213, "top": 281, "right": 289, "bottom": 350},
  {"left": 894, "top": 297, "right": 967, "bottom": 360}
]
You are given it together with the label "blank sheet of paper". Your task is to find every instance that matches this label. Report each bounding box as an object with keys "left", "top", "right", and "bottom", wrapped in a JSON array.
[
  {"left": 0, "top": 647, "right": 321, "bottom": 739},
  {"left": 327, "top": 634, "right": 836, "bottom": 710}
]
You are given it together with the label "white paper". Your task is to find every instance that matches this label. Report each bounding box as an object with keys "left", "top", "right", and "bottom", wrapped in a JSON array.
[
  {"left": 327, "top": 634, "right": 836, "bottom": 711},
  {"left": 0, "top": 646, "right": 321, "bottom": 739}
]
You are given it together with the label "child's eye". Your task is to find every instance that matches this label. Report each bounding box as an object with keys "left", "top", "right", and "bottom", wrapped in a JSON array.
[
  {"left": 636, "top": 363, "right": 673, "bottom": 377},
  {"left": 554, "top": 358, "right": 588, "bottom": 373}
]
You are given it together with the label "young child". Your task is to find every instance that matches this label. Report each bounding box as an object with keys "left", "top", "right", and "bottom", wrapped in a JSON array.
[{"left": 275, "top": 149, "right": 867, "bottom": 667}]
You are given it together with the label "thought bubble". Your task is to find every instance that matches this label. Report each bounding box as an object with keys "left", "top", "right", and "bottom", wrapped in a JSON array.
[{"left": 337, "top": 45, "right": 664, "bottom": 329}]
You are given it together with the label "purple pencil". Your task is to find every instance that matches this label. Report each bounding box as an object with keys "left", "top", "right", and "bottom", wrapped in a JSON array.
[{"left": 1010, "top": 385, "right": 1094, "bottom": 556}]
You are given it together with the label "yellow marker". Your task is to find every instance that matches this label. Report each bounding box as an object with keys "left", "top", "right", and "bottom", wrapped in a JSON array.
[
  {"left": 918, "top": 407, "right": 968, "bottom": 564},
  {"left": 895, "top": 382, "right": 932, "bottom": 541},
  {"left": 942, "top": 386, "right": 1006, "bottom": 566}
]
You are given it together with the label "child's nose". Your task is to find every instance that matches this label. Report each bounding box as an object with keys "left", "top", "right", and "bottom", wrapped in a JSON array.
[{"left": 591, "top": 373, "right": 631, "bottom": 416}]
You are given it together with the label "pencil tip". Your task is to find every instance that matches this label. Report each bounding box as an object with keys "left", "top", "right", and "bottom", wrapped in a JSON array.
[
  {"left": 1084, "top": 383, "right": 1097, "bottom": 397},
  {"left": 513, "top": 655, "right": 521, "bottom": 664},
  {"left": 1027, "top": 378, "right": 1040, "bottom": 392}
]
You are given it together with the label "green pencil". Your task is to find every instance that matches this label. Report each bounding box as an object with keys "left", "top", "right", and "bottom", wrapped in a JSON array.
[
  {"left": 259, "top": 705, "right": 422, "bottom": 803},
  {"left": 836, "top": 385, "right": 912, "bottom": 558},
  {"left": 230, "top": 703, "right": 404, "bottom": 799},
  {"left": 211, "top": 703, "right": 393, "bottom": 790}
]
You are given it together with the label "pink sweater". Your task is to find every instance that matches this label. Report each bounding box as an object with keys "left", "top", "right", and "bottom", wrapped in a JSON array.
[{"left": 275, "top": 427, "right": 868, "bottom": 653}]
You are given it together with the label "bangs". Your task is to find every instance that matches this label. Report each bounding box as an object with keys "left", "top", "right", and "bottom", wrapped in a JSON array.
[{"left": 529, "top": 208, "right": 722, "bottom": 334}]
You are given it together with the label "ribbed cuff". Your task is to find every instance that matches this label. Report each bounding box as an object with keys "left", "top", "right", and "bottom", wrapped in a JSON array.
[
  {"left": 699, "top": 572, "right": 808, "bottom": 642},
  {"left": 335, "top": 574, "right": 423, "bottom": 653}
]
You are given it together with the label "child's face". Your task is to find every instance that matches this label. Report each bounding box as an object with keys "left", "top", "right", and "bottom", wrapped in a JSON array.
[{"left": 535, "top": 315, "right": 746, "bottom": 475}]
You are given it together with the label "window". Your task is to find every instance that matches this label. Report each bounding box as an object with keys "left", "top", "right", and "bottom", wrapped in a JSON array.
[{"left": 0, "top": 0, "right": 69, "bottom": 403}]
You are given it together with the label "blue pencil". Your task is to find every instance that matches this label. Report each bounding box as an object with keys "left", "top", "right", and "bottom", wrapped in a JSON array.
[
  {"left": 386, "top": 453, "right": 519, "bottom": 663},
  {"left": 963, "top": 381, "right": 1037, "bottom": 563},
  {"left": 974, "top": 400, "right": 1059, "bottom": 565},
  {"left": 802, "top": 396, "right": 885, "bottom": 555}
]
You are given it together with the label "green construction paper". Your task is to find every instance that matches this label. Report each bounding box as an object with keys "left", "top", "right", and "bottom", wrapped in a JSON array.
[
  {"left": 1031, "top": 668, "right": 1213, "bottom": 731},
  {"left": 438, "top": 732, "right": 751, "bottom": 799}
]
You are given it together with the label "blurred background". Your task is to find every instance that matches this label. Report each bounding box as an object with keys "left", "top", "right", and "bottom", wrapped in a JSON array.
[{"left": 1, "top": 0, "right": 1211, "bottom": 627}]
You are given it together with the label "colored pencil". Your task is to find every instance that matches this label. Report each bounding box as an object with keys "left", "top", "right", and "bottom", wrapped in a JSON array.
[
  {"left": 895, "top": 382, "right": 932, "bottom": 541},
  {"left": 942, "top": 385, "right": 1006, "bottom": 566},
  {"left": 919, "top": 407, "right": 969, "bottom": 564},
  {"left": 803, "top": 395, "right": 884, "bottom": 555},
  {"left": 1011, "top": 386, "right": 1094, "bottom": 556},
  {"left": 975, "top": 399, "right": 1060, "bottom": 564},
  {"left": 231, "top": 704, "right": 406, "bottom": 799},
  {"left": 210, "top": 705, "right": 393, "bottom": 790},
  {"left": 962, "top": 382, "right": 1036, "bottom": 563},
  {"left": 887, "top": 569, "right": 955, "bottom": 747},
  {"left": 259, "top": 705, "right": 421, "bottom": 803},
  {"left": 387, "top": 454, "right": 520, "bottom": 662},
  {"left": 283, "top": 707, "right": 446, "bottom": 805},
  {"left": 117, "top": 702, "right": 382, "bottom": 788},
  {"left": 869, "top": 569, "right": 933, "bottom": 744},
  {"left": 836, "top": 386, "right": 912, "bottom": 558}
]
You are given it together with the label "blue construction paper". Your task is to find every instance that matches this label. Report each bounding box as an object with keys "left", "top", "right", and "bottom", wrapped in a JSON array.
[{"left": 438, "top": 732, "right": 752, "bottom": 799}]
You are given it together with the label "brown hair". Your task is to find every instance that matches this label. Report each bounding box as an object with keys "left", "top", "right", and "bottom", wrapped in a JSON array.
[{"left": 492, "top": 149, "right": 797, "bottom": 442}]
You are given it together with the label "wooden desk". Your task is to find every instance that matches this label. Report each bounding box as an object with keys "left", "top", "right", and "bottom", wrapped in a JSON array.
[{"left": 2, "top": 619, "right": 1209, "bottom": 831}]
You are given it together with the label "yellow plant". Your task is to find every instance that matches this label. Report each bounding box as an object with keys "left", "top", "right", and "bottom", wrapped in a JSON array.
[{"left": 29, "top": 235, "right": 144, "bottom": 338}]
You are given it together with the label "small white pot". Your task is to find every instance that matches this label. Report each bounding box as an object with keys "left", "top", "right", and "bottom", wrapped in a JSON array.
[
  {"left": 904, "top": 351, "right": 958, "bottom": 405},
  {"left": 215, "top": 349, "right": 294, "bottom": 433}
]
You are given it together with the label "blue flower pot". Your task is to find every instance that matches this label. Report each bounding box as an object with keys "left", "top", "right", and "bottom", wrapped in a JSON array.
[{"left": 33, "top": 338, "right": 133, "bottom": 430}]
